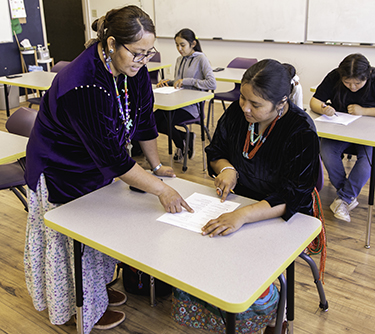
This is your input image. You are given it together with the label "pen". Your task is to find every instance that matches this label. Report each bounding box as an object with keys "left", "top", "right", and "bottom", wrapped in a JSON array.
[
  {"left": 212, "top": 175, "right": 235, "bottom": 194},
  {"left": 323, "top": 103, "right": 338, "bottom": 117}
]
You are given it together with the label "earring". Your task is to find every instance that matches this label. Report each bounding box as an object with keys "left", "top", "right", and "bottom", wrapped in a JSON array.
[{"left": 109, "top": 49, "right": 114, "bottom": 54}]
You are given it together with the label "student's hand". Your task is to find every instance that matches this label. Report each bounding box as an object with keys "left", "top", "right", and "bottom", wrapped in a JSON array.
[
  {"left": 158, "top": 187, "right": 194, "bottom": 214},
  {"left": 347, "top": 104, "right": 364, "bottom": 115},
  {"left": 214, "top": 169, "right": 237, "bottom": 202},
  {"left": 174, "top": 79, "right": 183, "bottom": 89},
  {"left": 156, "top": 79, "right": 170, "bottom": 88},
  {"left": 202, "top": 210, "right": 246, "bottom": 237},
  {"left": 321, "top": 103, "right": 336, "bottom": 116},
  {"left": 153, "top": 165, "right": 176, "bottom": 178}
]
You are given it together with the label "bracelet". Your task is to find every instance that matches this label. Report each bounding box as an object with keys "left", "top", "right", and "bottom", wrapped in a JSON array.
[
  {"left": 152, "top": 163, "right": 162, "bottom": 173},
  {"left": 219, "top": 166, "right": 239, "bottom": 179}
]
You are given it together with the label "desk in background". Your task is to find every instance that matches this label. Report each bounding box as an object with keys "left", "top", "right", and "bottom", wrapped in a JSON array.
[
  {"left": 307, "top": 109, "right": 375, "bottom": 247},
  {"left": 44, "top": 177, "right": 321, "bottom": 334},
  {"left": 0, "top": 131, "right": 28, "bottom": 164},
  {"left": 213, "top": 67, "right": 245, "bottom": 84},
  {"left": 0, "top": 71, "right": 56, "bottom": 117},
  {"left": 153, "top": 89, "right": 214, "bottom": 159},
  {"left": 147, "top": 62, "right": 172, "bottom": 80}
]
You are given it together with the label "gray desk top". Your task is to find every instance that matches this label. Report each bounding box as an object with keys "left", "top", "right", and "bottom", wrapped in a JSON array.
[
  {"left": 153, "top": 89, "right": 214, "bottom": 110},
  {"left": 0, "top": 71, "right": 56, "bottom": 90},
  {"left": 213, "top": 68, "right": 245, "bottom": 84},
  {"left": 0, "top": 131, "right": 28, "bottom": 164},
  {"left": 44, "top": 177, "right": 321, "bottom": 313},
  {"left": 307, "top": 109, "right": 375, "bottom": 146}
]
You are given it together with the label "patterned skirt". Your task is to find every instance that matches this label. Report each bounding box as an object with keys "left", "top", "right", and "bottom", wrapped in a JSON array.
[
  {"left": 172, "top": 283, "right": 279, "bottom": 333},
  {"left": 24, "top": 174, "right": 118, "bottom": 334}
]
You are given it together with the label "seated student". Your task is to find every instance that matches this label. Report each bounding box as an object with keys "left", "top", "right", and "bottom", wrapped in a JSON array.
[
  {"left": 171, "top": 59, "right": 320, "bottom": 333},
  {"left": 283, "top": 63, "right": 304, "bottom": 109},
  {"left": 154, "top": 28, "right": 217, "bottom": 162},
  {"left": 310, "top": 53, "right": 375, "bottom": 222}
]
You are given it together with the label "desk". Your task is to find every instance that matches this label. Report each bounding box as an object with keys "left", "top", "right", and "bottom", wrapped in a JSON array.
[
  {"left": 214, "top": 67, "right": 245, "bottom": 84},
  {"left": 153, "top": 89, "right": 214, "bottom": 157},
  {"left": 0, "top": 131, "right": 28, "bottom": 164},
  {"left": 44, "top": 177, "right": 321, "bottom": 334},
  {"left": 148, "top": 62, "right": 172, "bottom": 80},
  {"left": 0, "top": 71, "right": 56, "bottom": 117},
  {"left": 307, "top": 110, "right": 375, "bottom": 247}
]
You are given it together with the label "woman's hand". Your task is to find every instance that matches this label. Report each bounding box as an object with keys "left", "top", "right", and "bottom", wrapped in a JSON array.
[
  {"left": 158, "top": 186, "right": 194, "bottom": 214},
  {"left": 347, "top": 104, "right": 364, "bottom": 115},
  {"left": 156, "top": 79, "right": 169, "bottom": 88},
  {"left": 174, "top": 79, "right": 183, "bottom": 89},
  {"left": 214, "top": 169, "right": 237, "bottom": 202},
  {"left": 321, "top": 103, "right": 336, "bottom": 116},
  {"left": 154, "top": 165, "right": 176, "bottom": 178},
  {"left": 202, "top": 210, "right": 246, "bottom": 237}
]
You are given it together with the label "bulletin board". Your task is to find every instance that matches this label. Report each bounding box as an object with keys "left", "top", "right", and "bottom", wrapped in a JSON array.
[{"left": 0, "top": 0, "right": 13, "bottom": 43}]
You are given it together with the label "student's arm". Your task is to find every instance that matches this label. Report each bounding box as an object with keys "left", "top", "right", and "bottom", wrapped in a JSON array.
[
  {"left": 347, "top": 104, "right": 375, "bottom": 116},
  {"left": 201, "top": 200, "right": 285, "bottom": 237},
  {"left": 310, "top": 96, "right": 336, "bottom": 116},
  {"left": 182, "top": 55, "right": 217, "bottom": 91}
]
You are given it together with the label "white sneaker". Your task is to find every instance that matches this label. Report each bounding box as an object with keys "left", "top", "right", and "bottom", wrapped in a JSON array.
[
  {"left": 330, "top": 197, "right": 358, "bottom": 213},
  {"left": 330, "top": 197, "right": 352, "bottom": 222}
]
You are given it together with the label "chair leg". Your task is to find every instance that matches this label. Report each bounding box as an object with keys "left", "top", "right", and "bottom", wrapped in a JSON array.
[
  {"left": 206, "top": 99, "right": 213, "bottom": 131},
  {"left": 182, "top": 126, "right": 189, "bottom": 172},
  {"left": 221, "top": 100, "right": 227, "bottom": 112},
  {"left": 298, "top": 252, "right": 329, "bottom": 311},
  {"left": 10, "top": 186, "right": 28, "bottom": 212},
  {"left": 274, "top": 274, "right": 286, "bottom": 334}
]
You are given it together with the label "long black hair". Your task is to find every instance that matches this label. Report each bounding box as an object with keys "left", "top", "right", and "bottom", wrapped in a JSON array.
[
  {"left": 241, "top": 59, "right": 294, "bottom": 107},
  {"left": 174, "top": 28, "right": 202, "bottom": 52},
  {"left": 335, "top": 53, "right": 375, "bottom": 110},
  {"left": 89, "top": 5, "right": 155, "bottom": 50}
]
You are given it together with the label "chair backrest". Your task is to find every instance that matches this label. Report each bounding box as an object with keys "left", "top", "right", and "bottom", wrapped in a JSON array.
[
  {"left": 150, "top": 51, "right": 161, "bottom": 63},
  {"left": 149, "top": 52, "right": 161, "bottom": 84},
  {"left": 6, "top": 107, "right": 38, "bottom": 137},
  {"left": 51, "top": 61, "right": 70, "bottom": 73},
  {"left": 227, "top": 57, "right": 257, "bottom": 70}
]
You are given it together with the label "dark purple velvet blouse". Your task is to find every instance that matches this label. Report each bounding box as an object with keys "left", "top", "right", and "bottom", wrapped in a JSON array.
[{"left": 25, "top": 42, "right": 158, "bottom": 204}]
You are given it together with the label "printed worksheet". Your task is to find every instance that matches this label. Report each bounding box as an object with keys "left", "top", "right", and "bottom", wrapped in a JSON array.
[
  {"left": 153, "top": 86, "right": 182, "bottom": 94},
  {"left": 315, "top": 111, "right": 361, "bottom": 125},
  {"left": 157, "top": 192, "right": 240, "bottom": 233}
]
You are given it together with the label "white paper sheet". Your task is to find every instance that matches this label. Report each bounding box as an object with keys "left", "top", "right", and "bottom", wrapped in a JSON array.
[
  {"left": 157, "top": 192, "right": 241, "bottom": 233},
  {"left": 315, "top": 111, "right": 361, "bottom": 125},
  {"left": 153, "top": 86, "right": 182, "bottom": 94}
]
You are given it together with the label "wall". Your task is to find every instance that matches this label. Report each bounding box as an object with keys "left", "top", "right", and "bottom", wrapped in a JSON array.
[
  {"left": 0, "top": 0, "right": 44, "bottom": 77},
  {"left": 141, "top": 1, "right": 375, "bottom": 107}
]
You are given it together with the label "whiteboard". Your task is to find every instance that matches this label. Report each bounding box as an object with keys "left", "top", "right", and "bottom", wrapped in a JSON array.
[
  {"left": 154, "top": 0, "right": 307, "bottom": 43},
  {"left": 0, "top": 0, "right": 13, "bottom": 43},
  {"left": 307, "top": 1, "right": 375, "bottom": 44}
]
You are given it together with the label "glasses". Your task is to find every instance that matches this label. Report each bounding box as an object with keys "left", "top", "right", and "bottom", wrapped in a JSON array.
[{"left": 122, "top": 44, "right": 157, "bottom": 63}]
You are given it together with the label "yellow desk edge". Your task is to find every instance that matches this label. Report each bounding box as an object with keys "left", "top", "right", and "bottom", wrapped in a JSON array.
[
  {"left": 0, "top": 152, "right": 26, "bottom": 164},
  {"left": 44, "top": 217, "right": 321, "bottom": 314},
  {"left": 154, "top": 93, "right": 214, "bottom": 111}
]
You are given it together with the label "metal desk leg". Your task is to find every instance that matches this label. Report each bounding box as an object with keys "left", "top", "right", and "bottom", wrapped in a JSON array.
[
  {"left": 4, "top": 84, "right": 10, "bottom": 117},
  {"left": 286, "top": 262, "right": 295, "bottom": 334},
  {"left": 226, "top": 312, "right": 236, "bottom": 334},
  {"left": 150, "top": 276, "right": 157, "bottom": 307},
  {"left": 199, "top": 102, "right": 207, "bottom": 171},
  {"left": 365, "top": 147, "right": 375, "bottom": 248},
  {"left": 74, "top": 240, "right": 84, "bottom": 334}
]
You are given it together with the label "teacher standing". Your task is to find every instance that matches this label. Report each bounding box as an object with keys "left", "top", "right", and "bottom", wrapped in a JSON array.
[{"left": 24, "top": 5, "right": 192, "bottom": 333}]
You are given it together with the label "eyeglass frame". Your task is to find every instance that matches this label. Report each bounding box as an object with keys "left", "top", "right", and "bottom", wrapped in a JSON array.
[{"left": 122, "top": 44, "right": 158, "bottom": 63}]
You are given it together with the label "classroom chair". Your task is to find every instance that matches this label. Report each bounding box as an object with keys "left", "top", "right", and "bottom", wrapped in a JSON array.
[
  {"left": 177, "top": 101, "right": 211, "bottom": 172},
  {"left": 148, "top": 52, "right": 161, "bottom": 85},
  {"left": 27, "top": 61, "right": 71, "bottom": 108},
  {"left": 0, "top": 107, "right": 38, "bottom": 211},
  {"left": 207, "top": 57, "right": 257, "bottom": 131}
]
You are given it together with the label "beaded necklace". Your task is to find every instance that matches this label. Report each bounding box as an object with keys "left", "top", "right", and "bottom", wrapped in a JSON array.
[
  {"left": 242, "top": 114, "right": 280, "bottom": 160},
  {"left": 101, "top": 48, "right": 133, "bottom": 140}
]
